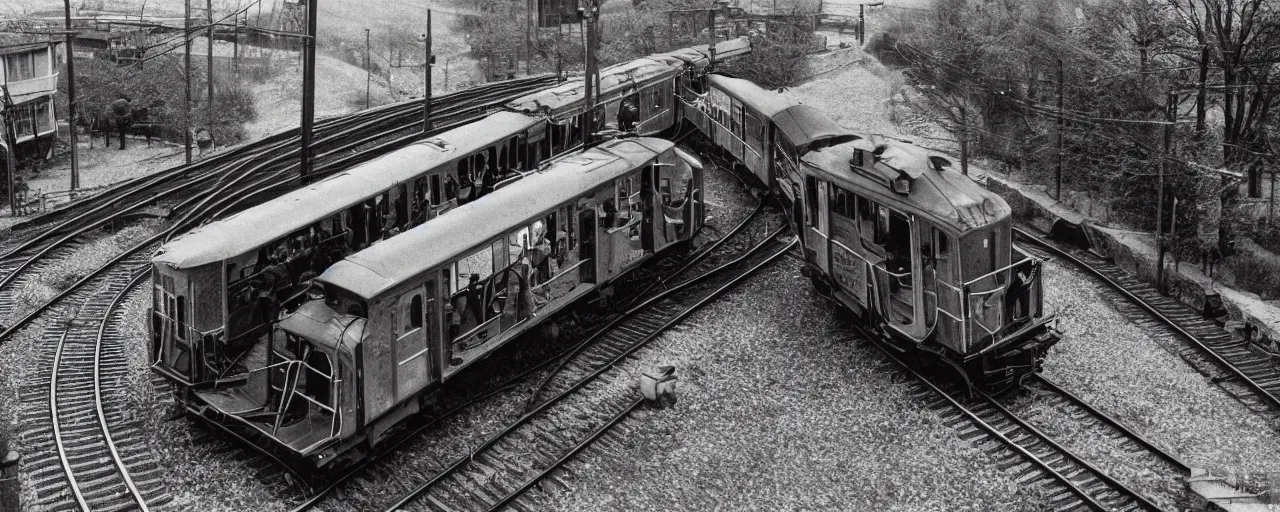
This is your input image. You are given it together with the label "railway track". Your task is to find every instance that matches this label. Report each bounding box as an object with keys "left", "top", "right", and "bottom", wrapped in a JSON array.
[
  {"left": 1013, "top": 228, "right": 1280, "bottom": 419},
  {"left": 286, "top": 200, "right": 792, "bottom": 511},
  {"left": 18, "top": 256, "right": 166, "bottom": 511},
  {"left": 381, "top": 236, "right": 797, "bottom": 512},
  {"left": 847, "top": 329, "right": 1172, "bottom": 511}
]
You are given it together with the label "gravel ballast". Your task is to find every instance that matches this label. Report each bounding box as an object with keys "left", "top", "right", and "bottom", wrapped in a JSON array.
[{"left": 1035, "top": 257, "right": 1280, "bottom": 477}]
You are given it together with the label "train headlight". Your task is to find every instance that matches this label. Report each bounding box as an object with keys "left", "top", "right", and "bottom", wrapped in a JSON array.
[
  {"left": 892, "top": 177, "right": 911, "bottom": 195},
  {"left": 982, "top": 198, "right": 997, "bottom": 216}
]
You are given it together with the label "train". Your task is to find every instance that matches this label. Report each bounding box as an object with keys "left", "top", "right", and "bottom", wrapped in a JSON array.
[
  {"left": 149, "top": 38, "right": 747, "bottom": 389},
  {"left": 689, "top": 74, "right": 1060, "bottom": 393},
  {"left": 150, "top": 35, "right": 1058, "bottom": 470},
  {"left": 175, "top": 137, "right": 702, "bottom": 468}
]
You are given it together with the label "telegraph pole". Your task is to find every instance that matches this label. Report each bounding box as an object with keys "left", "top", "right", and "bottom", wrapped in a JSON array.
[
  {"left": 422, "top": 10, "right": 433, "bottom": 133},
  {"left": 184, "top": 0, "right": 192, "bottom": 164},
  {"left": 62, "top": 0, "right": 80, "bottom": 190},
  {"left": 206, "top": 0, "right": 214, "bottom": 130},
  {"left": 526, "top": 0, "right": 533, "bottom": 75},
  {"left": 364, "top": 28, "right": 371, "bottom": 109},
  {"left": 299, "top": 0, "right": 318, "bottom": 182},
  {"left": 1055, "top": 58, "right": 1064, "bottom": 201},
  {"left": 581, "top": 0, "right": 598, "bottom": 147},
  {"left": 1156, "top": 90, "right": 1175, "bottom": 294}
]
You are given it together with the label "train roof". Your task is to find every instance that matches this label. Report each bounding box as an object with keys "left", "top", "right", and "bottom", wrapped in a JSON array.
[
  {"left": 653, "top": 37, "right": 751, "bottom": 67},
  {"left": 707, "top": 74, "right": 793, "bottom": 118},
  {"left": 772, "top": 104, "right": 858, "bottom": 150},
  {"left": 153, "top": 111, "right": 541, "bottom": 269},
  {"left": 802, "top": 138, "right": 1011, "bottom": 234},
  {"left": 506, "top": 58, "right": 682, "bottom": 114},
  {"left": 319, "top": 137, "right": 680, "bottom": 300}
]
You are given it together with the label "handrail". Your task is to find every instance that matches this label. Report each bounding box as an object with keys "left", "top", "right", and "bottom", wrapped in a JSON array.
[{"left": 962, "top": 255, "right": 1033, "bottom": 288}]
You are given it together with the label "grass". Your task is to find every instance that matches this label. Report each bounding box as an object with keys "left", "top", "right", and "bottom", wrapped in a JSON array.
[{"left": 1221, "top": 252, "right": 1280, "bottom": 300}]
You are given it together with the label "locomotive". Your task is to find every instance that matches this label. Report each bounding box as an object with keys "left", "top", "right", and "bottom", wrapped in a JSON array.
[
  {"left": 687, "top": 74, "right": 1059, "bottom": 393},
  {"left": 179, "top": 137, "right": 702, "bottom": 468}
]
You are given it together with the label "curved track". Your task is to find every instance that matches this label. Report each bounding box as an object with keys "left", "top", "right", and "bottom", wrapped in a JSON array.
[
  {"left": 1014, "top": 228, "right": 1280, "bottom": 418},
  {"left": 382, "top": 238, "right": 797, "bottom": 512},
  {"left": 20, "top": 258, "right": 166, "bottom": 510}
]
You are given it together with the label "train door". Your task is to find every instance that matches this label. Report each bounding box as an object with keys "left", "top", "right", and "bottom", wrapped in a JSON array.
[
  {"left": 579, "top": 203, "right": 597, "bottom": 283},
  {"left": 393, "top": 281, "right": 433, "bottom": 401},
  {"left": 927, "top": 226, "right": 964, "bottom": 349},
  {"left": 804, "top": 176, "right": 829, "bottom": 275},
  {"left": 827, "top": 186, "right": 865, "bottom": 308},
  {"left": 153, "top": 267, "right": 195, "bottom": 380},
  {"left": 870, "top": 208, "right": 925, "bottom": 340}
]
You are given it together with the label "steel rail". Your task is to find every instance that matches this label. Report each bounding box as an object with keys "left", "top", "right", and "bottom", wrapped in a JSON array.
[
  {"left": 50, "top": 268, "right": 152, "bottom": 511},
  {"left": 382, "top": 239, "right": 797, "bottom": 512},
  {"left": 1030, "top": 375, "right": 1190, "bottom": 473},
  {"left": 91, "top": 269, "right": 153, "bottom": 511},
  {"left": 871, "top": 345, "right": 1133, "bottom": 511},
  {"left": 485, "top": 397, "right": 645, "bottom": 512},
  {"left": 1013, "top": 227, "right": 1280, "bottom": 411}
]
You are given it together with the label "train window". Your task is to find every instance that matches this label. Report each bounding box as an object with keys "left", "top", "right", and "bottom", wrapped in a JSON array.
[
  {"left": 744, "top": 112, "right": 762, "bottom": 151},
  {"left": 654, "top": 84, "right": 666, "bottom": 110},
  {"left": 324, "top": 284, "right": 368, "bottom": 317},
  {"left": 176, "top": 295, "right": 186, "bottom": 330},
  {"left": 829, "top": 186, "right": 850, "bottom": 220},
  {"left": 857, "top": 196, "right": 883, "bottom": 244},
  {"left": 454, "top": 244, "right": 496, "bottom": 290},
  {"left": 660, "top": 178, "right": 672, "bottom": 205},
  {"left": 804, "top": 176, "right": 819, "bottom": 227},
  {"left": 400, "top": 293, "right": 423, "bottom": 334},
  {"left": 509, "top": 227, "right": 530, "bottom": 264},
  {"left": 394, "top": 184, "right": 408, "bottom": 231},
  {"left": 731, "top": 103, "right": 743, "bottom": 136},
  {"left": 431, "top": 174, "right": 443, "bottom": 205},
  {"left": 568, "top": 204, "right": 578, "bottom": 250}
]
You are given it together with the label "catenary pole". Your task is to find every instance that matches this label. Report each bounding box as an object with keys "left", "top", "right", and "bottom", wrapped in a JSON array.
[
  {"left": 184, "top": 0, "right": 192, "bottom": 164},
  {"left": 300, "top": 0, "right": 317, "bottom": 182},
  {"left": 1156, "top": 90, "right": 1174, "bottom": 294},
  {"left": 62, "top": 0, "right": 80, "bottom": 191},
  {"left": 365, "top": 28, "right": 371, "bottom": 109},
  {"left": 206, "top": 0, "right": 214, "bottom": 130},
  {"left": 423, "top": 10, "right": 432, "bottom": 133}
]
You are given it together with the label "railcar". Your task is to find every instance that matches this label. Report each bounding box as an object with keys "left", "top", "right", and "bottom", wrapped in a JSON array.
[
  {"left": 684, "top": 74, "right": 1059, "bottom": 392},
  {"left": 175, "top": 137, "right": 703, "bottom": 469},
  {"left": 150, "top": 39, "right": 750, "bottom": 390},
  {"left": 150, "top": 112, "right": 567, "bottom": 387},
  {"left": 505, "top": 37, "right": 750, "bottom": 145}
]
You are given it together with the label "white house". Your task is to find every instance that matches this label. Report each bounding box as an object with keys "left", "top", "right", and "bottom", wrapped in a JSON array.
[{"left": 1, "top": 40, "right": 61, "bottom": 159}]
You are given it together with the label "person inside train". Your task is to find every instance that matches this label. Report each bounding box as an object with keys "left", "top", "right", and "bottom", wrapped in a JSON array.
[
  {"left": 530, "top": 221, "right": 552, "bottom": 287},
  {"left": 462, "top": 274, "right": 485, "bottom": 331},
  {"left": 444, "top": 173, "right": 459, "bottom": 203},
  {"left": 618, "top": 96, "right": 639, "bottom": 132}
]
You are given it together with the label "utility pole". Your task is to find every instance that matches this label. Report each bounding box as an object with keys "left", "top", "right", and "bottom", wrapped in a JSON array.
[
  {"left": 1055, "top": 58, "right": 1064, "bottom": 201},
  {"left": 184, "top": 0, "right": 192, "bottom": 164},
  {"left": 62, "top": 0, "right": 80, "bottom": 191},
  {"left": 1156, "top": 90, "right": 1175, "bottom": 294},
  {"left": 526, "top": 0, "right": 533, "bottom": 75},
  {"left": 364, "top": 28, "right": 371, "bottom": 109},
  {"left": 422, "top": 10, "right": 433, "bottom": 133},
  {"left": 858, "top": 3, "right": 864, "bottom": 46},
  {"left": 300, "top": 0, "right": 318, "bottom": 183},
  {"left": 233, "top": 10, "right": 240, "bottom": 75},
  {"left": 207, "top": 0, "right": 214, "bottom": 131},
  {"left": 581, "top": 0, "right": 598, "bottom": 147}
]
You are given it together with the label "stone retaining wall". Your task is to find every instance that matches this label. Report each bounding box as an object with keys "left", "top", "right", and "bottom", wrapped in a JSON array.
[{"left": 987, "top": 174, "right": 1280, "bottom": 347}]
